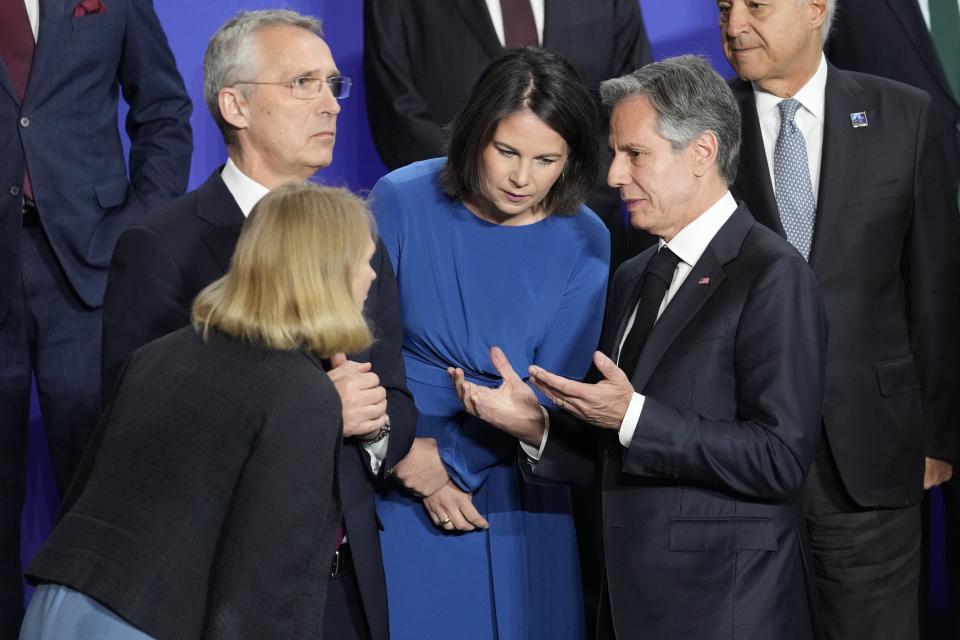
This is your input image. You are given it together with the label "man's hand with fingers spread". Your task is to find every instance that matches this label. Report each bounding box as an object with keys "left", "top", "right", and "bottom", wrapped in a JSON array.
[{"left": 529, "top": 351, "right": 632, "bottom": 430}]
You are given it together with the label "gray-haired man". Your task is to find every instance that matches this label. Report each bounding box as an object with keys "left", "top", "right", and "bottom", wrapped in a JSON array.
[
  {"left": 450, "top": 55, "right": 826, "bottom": 639},
  {"left": 101, "top": 10, "right": 415, "bottom": 640}
]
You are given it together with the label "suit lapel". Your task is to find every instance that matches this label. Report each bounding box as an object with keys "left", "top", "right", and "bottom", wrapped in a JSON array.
[
  {"left": 628, "top": 207, "right": 753, "bottom": 391},
  {"left": 25, "top": 0, "right": 69, "bottom": 106},
  {"left": 733, "top": 81, "right": 782, "bottom": 236},
  {"left": 196, "top": 170, "right": 246, "bottom": 274},
  {"left": 810, "top": 66, "right": 863, "bottom": 267},
  {"left": 452, "top": 0, "right": 502, "bottom": 60},
  {"left": 0, "top": 65, "right": 17, "bottom": 104},
  {"left": 886, "top": 0, "right": 957, "bottom": 104}
]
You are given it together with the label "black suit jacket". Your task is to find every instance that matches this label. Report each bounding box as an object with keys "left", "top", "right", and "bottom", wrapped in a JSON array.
[
  {"left": 535, "top": 205, "right": 826, "bottom": 639},
  {"left": 732, "top": 66, "right": 960, "bottom": 508},
  {"left": 826, "top": 0, "right": 960, "bottom": 181},
  {"left": 100, "top": 170, "right": 416, "bottom": 640},
  {"left": 363, "top": 0, "right": 654, "bottom": 267},
  {"left": 30, "top": 327, "right": 342, "bottom": 639}
]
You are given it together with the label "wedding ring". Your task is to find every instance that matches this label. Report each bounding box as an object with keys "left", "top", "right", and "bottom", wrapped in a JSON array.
[
  {"left": 438, "top": 516, "right": 452, "bottom": 526},
  {"left": 556, "top": 398, "right": 566, "bottom": 409}
]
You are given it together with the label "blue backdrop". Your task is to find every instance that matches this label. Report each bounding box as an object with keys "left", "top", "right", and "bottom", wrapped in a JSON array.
[{"left": 20, "top": 0, "right": 950, "bottom": 620}]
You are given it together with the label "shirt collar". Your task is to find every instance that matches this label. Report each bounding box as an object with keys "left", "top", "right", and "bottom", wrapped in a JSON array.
[
  {"left": 753, "top": 53, "right": 828, "bottom": 121},
  {"left": 660, "top": 191, "right": 738, "bottom": 267},
  {"left": 220, "top": 158, "right": 270, "bottom": 217}
]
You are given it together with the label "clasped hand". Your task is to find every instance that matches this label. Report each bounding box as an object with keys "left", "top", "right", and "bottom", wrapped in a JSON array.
[
  {"left": 328, "top": 353, "right": 389, "bottom": 439},
  {"left": 389, "top": 438, "right": 489, "bottom": 532}
]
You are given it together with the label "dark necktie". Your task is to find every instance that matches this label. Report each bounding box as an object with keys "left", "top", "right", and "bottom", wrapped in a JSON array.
[
  {"left": 0, "top": 2, "right": 35, "bottom": 198},
  {"left": 500, "top": 0, "right": 539, "bottom": 47},
  {"left": 617, "top": 247, "right": 681, "bottom": 375},
  {"left": 931, "top": 0, "right": 960, "bottom": 100}
]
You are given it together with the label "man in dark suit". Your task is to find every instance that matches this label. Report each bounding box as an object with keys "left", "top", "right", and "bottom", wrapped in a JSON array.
[
  {"left": 450, "top": 55, "right": 826, "bottom": 639},
  {"left": 826, "top": 3, "right": 960, "bottom": 632},
  {"left": 720, "top": 0, "right": 960, "bottom": 637},
  {"left": 0, "top": 0, "right": 191, "bottom": 633},
  {"left": 100, "top": 10, "right": 415, "bottom": 640},
  {"left": 363, "top": 0, "right": 655, "bottom": 271}
]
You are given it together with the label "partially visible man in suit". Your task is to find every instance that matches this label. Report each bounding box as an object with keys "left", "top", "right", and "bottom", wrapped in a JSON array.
[
  {"left": 363, "top": 0, "right": 655, "bottom": 272},
  {"left": 0, "top": 0, "right": 192, "bottom": 633},
  {"left": 720, "top": 0, "right": 960, "bottom": 637},
  {"left": 450, "top": 55, "right": 826, "bottom": 639},
  {"left": 826, "top": 3, "right": 960, "bottom": 632},
  {"left": 100, "top": 11, "right": 415, "bottom": 640},
  {"left": 827, "top": 0, "right": 960, "bottom": 182}
]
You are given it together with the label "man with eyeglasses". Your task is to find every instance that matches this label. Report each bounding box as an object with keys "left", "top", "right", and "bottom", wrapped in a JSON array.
[{"left": 100, "top": 10, "right": 416, "bottom": 640}]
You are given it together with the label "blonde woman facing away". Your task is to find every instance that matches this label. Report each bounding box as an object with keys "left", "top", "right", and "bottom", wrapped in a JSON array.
[{"left": 20, "top": 184, "right": 377, "bottom": 640}]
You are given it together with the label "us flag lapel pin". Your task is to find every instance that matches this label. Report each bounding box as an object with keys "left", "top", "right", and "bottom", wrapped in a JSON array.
[{"left": 698, "top": 276, "right": 710, "bottom": 285}]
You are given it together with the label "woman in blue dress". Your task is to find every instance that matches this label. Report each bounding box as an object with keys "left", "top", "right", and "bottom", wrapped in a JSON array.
[{"left": 370, "top": 48, "right": 609, "bottom": 640}]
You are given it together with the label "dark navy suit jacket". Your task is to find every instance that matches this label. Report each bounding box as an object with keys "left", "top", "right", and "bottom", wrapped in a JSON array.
[
  {"left": 101, "top": 170, "right": 416, "bottom": 640},
  {"left": 0, "top": 0, "right": 192, "bottom": 317},
  {"left": 534, "top": 205, "right": 826, "bottom": 639}
]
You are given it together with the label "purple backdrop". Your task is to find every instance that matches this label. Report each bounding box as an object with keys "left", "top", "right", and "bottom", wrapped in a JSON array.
[{"left": 20, "top": 0, "right": 950, "bottom": 620}]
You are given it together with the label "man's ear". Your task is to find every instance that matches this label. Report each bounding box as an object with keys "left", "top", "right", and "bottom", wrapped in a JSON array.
[
  {"left": 219, "top": 87, "right": 251, "bottom": 131},
  {"left": 808, "top": 0, "right": 829, "bottom": 35},
  {"left": 690, "top": 131, "right": 719, "bottom": 178}
]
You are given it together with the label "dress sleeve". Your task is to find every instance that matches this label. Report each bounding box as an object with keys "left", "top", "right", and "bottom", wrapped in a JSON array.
[{"left": 368, "top": 176, "right": 403, "bottom": 276}]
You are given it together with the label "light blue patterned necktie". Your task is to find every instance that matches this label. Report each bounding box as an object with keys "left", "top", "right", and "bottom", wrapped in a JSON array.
[{"left": 773, "top": 98, "right": 816, "bottom": 260}]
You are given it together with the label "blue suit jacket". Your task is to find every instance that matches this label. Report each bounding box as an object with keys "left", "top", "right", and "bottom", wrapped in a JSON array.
[
  {"left": 0, "top": 0, "right": 192, "bottom": 318},
  {"left": 534, "top": 205, "right": 826, "bottom": 639}
]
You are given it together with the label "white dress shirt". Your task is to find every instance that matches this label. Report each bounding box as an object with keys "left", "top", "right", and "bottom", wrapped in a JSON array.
[
  {"left": 219, "top": 159, "right": 390, "bottom": 471},
  {"left": 916, "top": 0, "right": 960, "bottom": 30},
  {"left": 522, "top": 191, "right": 739, "bottom": 460},
  {"left": 615, "top": 191, "right": 739, "bottom": 448},
  {"left": 24, "top": 0, "right": 39, "bottom": 41},
  {"left": 753, "top": 54, "right": 828, "bottom": 207},
  {"left": 483, "top": 0, "right": 545, "bottom": 46}
]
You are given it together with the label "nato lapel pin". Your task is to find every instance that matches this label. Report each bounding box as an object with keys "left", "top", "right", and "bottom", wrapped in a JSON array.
[{"left": 850, "top": 111, "right": 868, "bottom": 128}]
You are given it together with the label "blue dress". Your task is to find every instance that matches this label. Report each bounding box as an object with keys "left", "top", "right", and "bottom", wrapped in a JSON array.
[{"left": 370, "top": 159, "right": 609, "bottom": 640}]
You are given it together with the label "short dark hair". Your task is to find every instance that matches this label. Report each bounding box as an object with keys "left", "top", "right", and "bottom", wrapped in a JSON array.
[
  {"left": 600, "top": 55, "right": 742, "bottom": 186},
  {"left": 441, "top": 47, "right": 599, "bottom": 216}
]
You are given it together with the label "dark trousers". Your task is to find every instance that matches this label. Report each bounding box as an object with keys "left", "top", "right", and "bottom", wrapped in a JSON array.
[
  {"left": 803, "top": 440, "right": 921, "bottom": 640},
  {"left": 324, "top": 553, "right": 373, "bottom": 640},
  {"left": 0, "top": 215, "right": 102, "bottom": 636}
]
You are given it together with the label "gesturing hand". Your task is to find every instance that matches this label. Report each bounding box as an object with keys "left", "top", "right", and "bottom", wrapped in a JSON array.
[
  {"left": 389, "top": 437, "right": 449, "bottom": 498},
  {"left": 328, "top": 352, "right": 388, "bottom": 439},
  {"left": 447, "top": 347, "right": 545, "bottom": 448},
  {"left": 423, "top": 481, "right": 489, "bottom": 532},
  {"left": 529, "top": 351, "right": 633, "bottom": 430}
]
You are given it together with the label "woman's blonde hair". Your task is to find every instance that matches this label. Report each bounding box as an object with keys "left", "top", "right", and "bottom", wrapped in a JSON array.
[{"left": 192, "top": 183, "right": 375, "bottom": 357}]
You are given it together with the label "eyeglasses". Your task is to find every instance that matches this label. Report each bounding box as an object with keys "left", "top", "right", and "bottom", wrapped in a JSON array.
[{"left": 233, "top": 75, "right": 352, "bottom": 100}]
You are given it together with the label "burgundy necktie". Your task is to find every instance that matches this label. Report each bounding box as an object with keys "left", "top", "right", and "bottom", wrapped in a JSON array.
[
  {"left": 0, "top": 2, "right": 35, "bottom": 198},
  {"left": 500, "top": 0, "right": 539, "bottom": 47}
]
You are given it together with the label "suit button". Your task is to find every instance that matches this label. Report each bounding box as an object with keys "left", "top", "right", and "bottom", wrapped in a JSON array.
[
  {"left": 9, "top": 186, "right": 20, "bottom": 197},
  {"left": 20, "top": 117, "right": 30, "bottom": 128}
]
